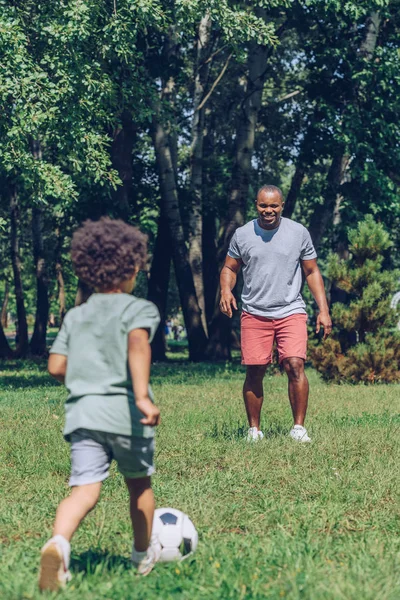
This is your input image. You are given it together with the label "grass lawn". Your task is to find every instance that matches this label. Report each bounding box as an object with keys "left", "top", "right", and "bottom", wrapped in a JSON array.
[{"left": 0, "top": 359, "right": 399, "bottom": 599}]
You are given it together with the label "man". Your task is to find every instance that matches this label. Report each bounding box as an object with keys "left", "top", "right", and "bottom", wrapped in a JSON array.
[{"left": 219, "top": 185, "right": 332, "bottom": 442}]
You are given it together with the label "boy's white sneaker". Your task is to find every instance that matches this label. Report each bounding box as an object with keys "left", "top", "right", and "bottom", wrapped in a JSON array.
[
  {"left": 246, "top": 427, "right": 264, "bottom": 442},
  {"left": 38, "top": 536, "right": 71, "bottom": 591},
  {"left": 132, "top": 540, "right": 161, "bottom": 576},
  {"left": 289, "top": 425, "right": 311, "bottom": 443}
]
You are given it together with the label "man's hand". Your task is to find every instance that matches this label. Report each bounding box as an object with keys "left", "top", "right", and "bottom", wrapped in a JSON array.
[
  {"left": 219, "top": 291, "right": 237, "bottom": 318},
  {"left": 136, "top": 397, "right": 161, "bottom": 426},
  {"left": 316, "top": 311, "right": 332, "bottom": 339}
]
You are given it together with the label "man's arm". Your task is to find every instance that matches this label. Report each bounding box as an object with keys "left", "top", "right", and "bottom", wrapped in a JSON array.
[
  {"left": 48, "top": 354, "right": 67, "bottom": 383},
  {"left": 219, "top": 256, "right": 242, "bottom": 318},
  {"left": 301, "top": 258, "right": 332, "bottom": 339},
  {"left": 128, "top": 328, "right": 160, "bottom": 426}
]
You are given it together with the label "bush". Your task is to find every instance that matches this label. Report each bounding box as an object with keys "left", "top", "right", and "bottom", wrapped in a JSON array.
[{"left": 310, "top": 216, "right": 400, "bottom": 383}]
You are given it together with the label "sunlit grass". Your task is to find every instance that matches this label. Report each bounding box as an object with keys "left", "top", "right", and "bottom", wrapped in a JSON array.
[{"left": 0, "top": 360, "right": 399, "bottom": 599}]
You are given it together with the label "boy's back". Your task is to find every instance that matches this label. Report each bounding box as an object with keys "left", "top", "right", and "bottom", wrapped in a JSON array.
[{"left": 51, "top": 293, "right": 159, "bottom": 439}]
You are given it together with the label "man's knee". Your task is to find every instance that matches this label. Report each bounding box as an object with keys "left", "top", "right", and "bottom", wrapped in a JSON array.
[
  {"left": 245, "top": 365, "right": 267, "bottom": 383},
  {"left": 282, "top": 357, "right": 305, "bottom": 381}
]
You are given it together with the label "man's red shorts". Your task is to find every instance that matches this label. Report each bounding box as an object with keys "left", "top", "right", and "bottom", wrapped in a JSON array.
[{"left": 240, "top": 311, "right": 308, "bottom": 365}]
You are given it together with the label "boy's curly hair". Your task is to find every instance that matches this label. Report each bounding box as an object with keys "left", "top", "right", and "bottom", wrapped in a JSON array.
[{"left": 71, "top": 217, "right": 148, "bottom": 290}]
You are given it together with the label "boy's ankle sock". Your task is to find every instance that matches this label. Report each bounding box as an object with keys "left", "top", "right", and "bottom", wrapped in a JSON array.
[{"left": 49, "top": 535, "right": 71, "bottom": 569}]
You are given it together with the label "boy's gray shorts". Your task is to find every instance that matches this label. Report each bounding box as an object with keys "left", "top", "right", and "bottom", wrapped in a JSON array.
[{"left": 69, "top": 429, "right": 155, "bottom": 487}]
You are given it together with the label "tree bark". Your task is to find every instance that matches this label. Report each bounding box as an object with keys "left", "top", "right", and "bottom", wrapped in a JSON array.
[
  {"left": 283, "top": 164, "right": 306, "bottom": 219},
  {"left": 30, "top": 206, "right": 50, "bottom": 355},
  {"left": 308, "top": 152, "right": 350, "bottom": 251},
  {"left": 0, "top": 320, "right": 13, "bottom": 358},
  {"left": 0, "top": 281, "right": 13, "bottom": 358},
  {"left": 206, "top": 38, "right": 270, "bottom": 359},
  {"left": 9, "top": 186, "right": 29, "bottom": 357},
  {"left": 147, "top": 214, "right": 171, "bottom": 361},
  {"left": 151, "top": 107, "right": 208, "bottom": 361},
  {"left": 55, "top": 228, "right": 66, "bottom": 325},
  {"left": 111, "top": 110, "right": 136, "bottom": 221},
  {"left": 188, "top": 14, "right": 212, "bottom": 335},
  {"left": 1, "top": 280, "right": 9, "bottom": 328}
]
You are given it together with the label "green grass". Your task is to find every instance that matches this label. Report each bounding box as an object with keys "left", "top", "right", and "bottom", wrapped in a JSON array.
[{"left": 0, "top": 360, "right": 399, "bottom": 599}]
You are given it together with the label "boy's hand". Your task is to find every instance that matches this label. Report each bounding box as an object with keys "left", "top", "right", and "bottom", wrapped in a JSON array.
[{"left": 136, "top": 397, "right": 161, "bottom": 426}]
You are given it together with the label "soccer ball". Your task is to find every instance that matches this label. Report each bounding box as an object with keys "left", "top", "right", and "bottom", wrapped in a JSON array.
[{"left": 152, "top": 508, "right": 198, "bottom": 562}]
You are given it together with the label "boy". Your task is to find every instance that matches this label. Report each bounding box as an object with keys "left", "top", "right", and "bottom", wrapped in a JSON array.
[{"left": 39, "top": 217, "right": 161, "bottom": 591}]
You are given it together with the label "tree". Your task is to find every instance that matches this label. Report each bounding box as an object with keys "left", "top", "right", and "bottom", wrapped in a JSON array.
[{"left": 310, "top": 216, "right": 400, "bottom": 383}]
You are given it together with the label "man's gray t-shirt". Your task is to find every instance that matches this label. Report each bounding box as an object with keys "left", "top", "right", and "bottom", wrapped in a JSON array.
[
  {"left": 228, "top": 217, "right": 317, "bottom": 319},
  {"left": 50, "top": 293, "right": 160, "bottom": 440}
]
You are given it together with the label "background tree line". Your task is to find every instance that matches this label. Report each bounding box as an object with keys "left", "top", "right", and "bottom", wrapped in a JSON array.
[{"left": 1, "top": 0, "right": 399, "bottom": 362}]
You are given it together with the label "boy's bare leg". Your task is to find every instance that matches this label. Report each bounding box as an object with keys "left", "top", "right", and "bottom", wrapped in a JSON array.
[
  {"left": 52, "top": 482, "right": 102, "bottom": 541},
  {"left": 39, "top": 483, "right": 101, "bottom": 591},
  {"left": 125, "top": 477, "right": 154, "bottom": 552}
]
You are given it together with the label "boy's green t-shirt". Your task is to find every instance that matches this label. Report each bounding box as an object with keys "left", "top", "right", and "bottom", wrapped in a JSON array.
[{"left": 50, "top": 293, "right": 160, "bottom": 440}]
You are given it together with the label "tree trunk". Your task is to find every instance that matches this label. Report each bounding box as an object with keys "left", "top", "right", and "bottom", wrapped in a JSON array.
[
  {"left": 283, "top": 164, "right": 306, "bottom": 219},
  {"left": 0, "top": 281, "right": 13, "bottom": 358},
  {"left": 147, "top": 215, "right": 171, "bottom": 361},
  {"left": 0, "top": 320, "right": 13, "bottom": 358},
  {"left": 30, "top": 206, "right": 50, "bottom": 355},
  {"left": 188, "top": 14, "right": 212, "bottom": 335},
  {"left": 55, "top": 228, "right": 66, "bottom": 324},
  {"left": 308, "top": 152, "right": 350, "bottom": 251},
  {"left": 111, "top": 110, "right": 136, "bottom": 221},
  {"left": 206, "top": 38, "right": 270, "bottom": 359},
  {"left": 202, "top": 209, "right": 218, "bottom": 327},
  {"left": 151, "top": 108, "right": 208, "bottom": 361},
  {"left": 308, "top": 12, "right": 381, "bottom": 251},
  {"left": 1, "top": 280, "right": 9, "bottom": 328},
  {"left": 9, "top": 186, "right": 29, "bottom": 357}
]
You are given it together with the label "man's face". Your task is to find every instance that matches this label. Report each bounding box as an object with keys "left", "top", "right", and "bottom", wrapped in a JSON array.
[{"left": 255, "top": 191, "right": 284, "bottom": 230}]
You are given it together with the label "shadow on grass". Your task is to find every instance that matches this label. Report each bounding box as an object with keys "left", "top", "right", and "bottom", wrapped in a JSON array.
[
  {"left": 207, "top": 422, "right": 289, "bottom": 440},
  {"left": 70, "top": 549, "right": 131, "bottom": 576},
  {"left": 151, "top": 361, "right": 280, "bottom": 385},
  {"left": 0, "top": 375, "right": 60, "bottom": 389}
]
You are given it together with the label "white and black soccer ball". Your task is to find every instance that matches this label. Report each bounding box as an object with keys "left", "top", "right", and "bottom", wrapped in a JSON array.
[{"left": 152, "top": 508, "right": 198, "bottom": 562}]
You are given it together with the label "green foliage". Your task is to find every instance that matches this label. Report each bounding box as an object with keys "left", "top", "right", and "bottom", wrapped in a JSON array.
[{"left": 311, "top": 216, "right": 400, "bottom": 383}]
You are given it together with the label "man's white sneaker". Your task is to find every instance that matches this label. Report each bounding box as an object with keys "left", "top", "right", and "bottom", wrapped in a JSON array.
[
  {"left": 38, "top": 536, "right": 71, "bottom": 591},
  {"left": 132, "top": 540, "right": 161, "bottom": 576},
  {"left": 246, "top": 427, "right": 264, "bottom": 442},
  {"left": 289, "top": 425, "right": 311, "bottom": 443}
]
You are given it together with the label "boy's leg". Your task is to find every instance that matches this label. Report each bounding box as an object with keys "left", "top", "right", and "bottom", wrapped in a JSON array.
[
  {"left": 39, "top": 430, "right": 110, "bottom": 591},
  {"left": 126, "top": 477, "right": 160, "bottom": 575},
  {"left": 125, "top": 477, "right": 154, "bottom": 552},
  {"left": 53, "top": 482, "right": 102, "bottom": 541},
  {"left": 39, "top": 484, "right": 101, "bottom": 592}
]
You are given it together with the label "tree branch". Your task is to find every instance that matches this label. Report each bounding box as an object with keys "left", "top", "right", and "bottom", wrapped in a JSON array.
[{"left": 196, "top": 52, "right": 233, "bottom": 112}]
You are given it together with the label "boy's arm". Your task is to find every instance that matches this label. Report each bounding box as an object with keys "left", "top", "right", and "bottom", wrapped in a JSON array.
[
  {"left": 128, "top": 328, "right": 160, "bottom": 426},
  {"left": 48, "top": 354, "right": 67, "bottom": 383}
]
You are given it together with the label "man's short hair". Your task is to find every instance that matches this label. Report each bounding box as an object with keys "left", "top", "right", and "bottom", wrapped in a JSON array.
[{"left": 256, "top": 185, "right": 284, "bottom": 201}]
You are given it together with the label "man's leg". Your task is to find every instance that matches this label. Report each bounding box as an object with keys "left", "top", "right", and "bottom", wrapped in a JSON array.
[
  {"left": 243, "top": 365, "right": 268, "bottom": 429},
  {"left": 282, "top": 357, "right": 309, "bottom": 426}
]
